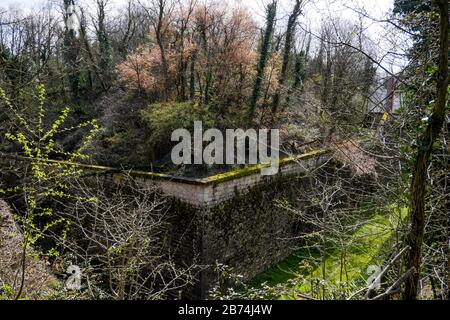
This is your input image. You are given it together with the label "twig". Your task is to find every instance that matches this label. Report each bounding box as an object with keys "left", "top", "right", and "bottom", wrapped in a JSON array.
[
  {"left": 366, "top": 246, "right": 408, "bottom": 298},
  {"left": 371, "top": 267, "right": 415, "bottom": 300}
]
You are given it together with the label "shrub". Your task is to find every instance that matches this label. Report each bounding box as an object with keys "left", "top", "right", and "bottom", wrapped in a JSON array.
[{"left": 141, "top": 101, "right": 214, "bottom": 150}]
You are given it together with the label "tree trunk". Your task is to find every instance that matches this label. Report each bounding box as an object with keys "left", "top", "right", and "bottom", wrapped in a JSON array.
[
  {"left": 155, "top": 0, "right": 170, "bottom": 101},
  {"left": 248, "top": 0, "right": 277, "bottom": 122},
  {"left": 271, "top": 0, "right": 302, "bottom": 116},
  {"left": 404, "top": 0, "right": 449, "bottom": 300},
  {"left": 189, "top": 50, "right": 196, "bottom": 100}
]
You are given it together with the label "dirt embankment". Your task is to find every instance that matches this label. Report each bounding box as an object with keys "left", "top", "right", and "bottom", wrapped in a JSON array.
[{"left": 0, "top": 200, "right": 58, "bottom": 299}]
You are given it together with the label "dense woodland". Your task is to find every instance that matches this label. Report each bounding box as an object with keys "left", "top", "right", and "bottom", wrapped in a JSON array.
[{"left": 0, "top": 0, "right": 448, "bottom": 300}]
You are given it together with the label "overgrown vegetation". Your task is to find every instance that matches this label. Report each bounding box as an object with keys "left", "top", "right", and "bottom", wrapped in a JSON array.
[{"left": 0, "top": 0, "right": 448, "bottom": 300}]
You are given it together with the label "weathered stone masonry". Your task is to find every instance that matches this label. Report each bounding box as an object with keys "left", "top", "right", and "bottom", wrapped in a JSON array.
[
  {"left": 141, "top": 149, "right": 331, "bottom": 298},
  {"left": 0, "top": 149, "right": 331, "bottom": 298}
]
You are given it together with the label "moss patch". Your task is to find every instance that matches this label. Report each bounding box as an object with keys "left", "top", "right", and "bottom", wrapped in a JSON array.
[
  {"left": 204, "top": 149, "right": 330, "bottom": 184},
  {"left": 2, "top": 149, "right": 330, "bottom": 185},
  {"left": 248, "top": 247, "right": 320, "bottom": 288},
  {"left": 247, "top": 205, "right": 408, "bottom": 299}
]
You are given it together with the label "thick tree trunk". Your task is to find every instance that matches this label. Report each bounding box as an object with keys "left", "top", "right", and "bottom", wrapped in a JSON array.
[
  {"left": 271, "top": 0, "right": 302, "bottom": 116},
  {"left": 63, "top": 0, "right": 81, "bottom": 102},
  {"left": 404, "top": 0, "right": 449, "bottom": 300},
  {"left": 155, "top": 0, "right": 170, "bottom": 101},
  {"left": 248, "top": 0, "right": 277, "bottom": 122},
  {"left": 96, "top": 0, "right": 112, "bottom": 90}
]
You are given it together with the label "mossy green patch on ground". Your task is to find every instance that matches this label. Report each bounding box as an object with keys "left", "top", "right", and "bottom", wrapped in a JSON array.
[
  {"left": 248, "top": 248, "right": 321, "bottom": 288},
  {"left": 247, "top": 205, "right": 408, "bottom": 299}
]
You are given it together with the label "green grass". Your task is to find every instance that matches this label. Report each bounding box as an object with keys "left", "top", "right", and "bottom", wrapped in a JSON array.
[
  {"left": 247, "top": 205, "right": 408, "bottom": 299},
  {"left": 248, "top": 247, "right": 320, "bottom": 288}
]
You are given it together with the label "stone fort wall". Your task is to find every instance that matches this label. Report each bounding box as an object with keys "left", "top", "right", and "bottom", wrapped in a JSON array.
[{"left": 0, "top": 150, "right": 331, "bottom": 298}]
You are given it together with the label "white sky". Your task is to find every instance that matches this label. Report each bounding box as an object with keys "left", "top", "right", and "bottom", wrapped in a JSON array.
[
  {"left": 0, "top": 0, "right": 395, "bottom": 18},
  {"left": 0, "top": 0, "right": 397, "bottom": 39},
  {"left": 0, "top": 0, "right": 407, "bottom": 72},
  {"left": 0, "top": 0, "right": 396, "bottom": 32}
]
